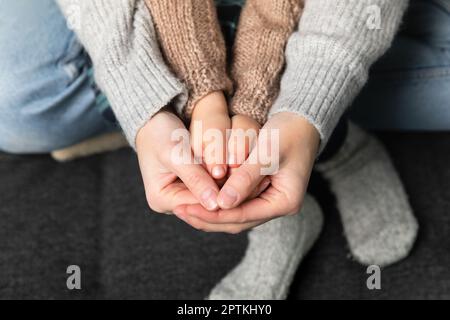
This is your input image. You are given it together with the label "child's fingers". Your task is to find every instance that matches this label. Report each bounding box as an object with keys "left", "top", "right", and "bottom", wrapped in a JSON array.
[
  {"left": 210, "top": 164, "right": 227, "bottom": 180},
  {"left": 190, "top": 91, "right": 231, "bottom": 180},
  {"left": 202, "top": 114, "right": 230, "bottom": 179},
  {"left": 228, "top": 129, "right": 248, "bottom": 168},
  {"left": 228, "top": 115, "right": 260, "bottom": 168},
  {"left": 201, "top": 123, "right": 228, "bottom": 180}
]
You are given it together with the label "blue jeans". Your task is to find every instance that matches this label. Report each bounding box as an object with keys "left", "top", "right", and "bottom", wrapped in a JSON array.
[
  {"left": 0, "top": 0, "right": 449, "bottom": 154},
  {"left": 350, "top": 0, "right": 450, "bottom": 130},
  {"left": 0, "top": 0, "right": 114, "bottom": 154}
]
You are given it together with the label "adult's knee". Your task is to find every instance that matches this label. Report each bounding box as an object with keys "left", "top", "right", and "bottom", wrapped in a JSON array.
[
  {"left": 0, "top": 0, "right": 107, "bottom": 154},
  {"left": 406, "top": 0, "right": 450, "bottom": 50},
  {"left": 0, "top": 100, "right": 66, "bottom": 154},
  {"left": 0, "top": 80, "right": 113, "bottom": 154},
  {"left": 0, "top": 73, "right": 87, "bottom": 154}
]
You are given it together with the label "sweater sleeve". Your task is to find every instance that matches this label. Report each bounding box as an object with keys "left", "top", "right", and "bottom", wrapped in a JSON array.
[
  {"left": 269, "top": 0, "right": 409, "bottom": 148},
  {"left": 145, "top": 0, "right": 232, "bottom": 118},
  {"left": 230, "top": 0, "right": 303, "bottom": 125},
  {"left": 56, "top": 0, "right": 187, "bottom": 148}
]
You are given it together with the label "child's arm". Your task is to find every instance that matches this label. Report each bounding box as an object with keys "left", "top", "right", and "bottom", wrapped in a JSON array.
[
  {"left": 145, "top": 0, "right": 232, "bottom": 118},
  {"left": 227, "top": 0, "right": 302, "bottom": 169},
  {"left": 145, "top": 0, "right": 232, "bottom": 180},
  {"left": 231, "top": 0, "right": 303, "bottom": 125}
]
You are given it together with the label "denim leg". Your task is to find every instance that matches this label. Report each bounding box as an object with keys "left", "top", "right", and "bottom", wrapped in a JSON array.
[
  {"left": 0, "top": 0, "right": 114, "bottom": 154},
  {"left": 350, "top": 0, "right": 450, "bottom": 130}
]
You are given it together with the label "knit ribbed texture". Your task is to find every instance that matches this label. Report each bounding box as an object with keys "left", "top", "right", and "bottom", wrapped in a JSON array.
[
  {"left": 208, "top": 194, "right": 323, "bottom": 300},
  {"left": 270, "top": 0, "right": 409, "bottom": 148},
  {"left": 57, "top": 0, "right": 187, "bottom": 148},
  {"left": 230, "top": 0, "right": 302, "bottom": 124},
  {"left": 145, "top": 0, "right": 232, "bottom": 118},
  {"left": 316, "top": 123, "right": 418, "bottom": 267},
  {"left": 145, "top": 0, "right": 301, "bottom": 123}
]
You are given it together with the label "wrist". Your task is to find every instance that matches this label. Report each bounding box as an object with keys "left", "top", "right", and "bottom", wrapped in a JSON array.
[
  {"left": 232, "top": 114, "right": 261, "bottom": 130},
  {"left": 270, "top": 112, "right": 321, "bottom": 157},
  {"left": 191, "top": 91, "right": 229, "bottom": 120},
  {"left": 136, "top": 109, "right": 177, "bottom": 152}
]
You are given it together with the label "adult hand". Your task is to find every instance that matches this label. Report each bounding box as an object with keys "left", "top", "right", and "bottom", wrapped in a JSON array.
[
  {"left": 227, "top": 113, "right": 270, "bottom": 200},
  {"left": 173, "top": 112, "right": 320, "bottom": 234},
  {"left": 136, "top": 110, "right": 221, "bottom": 213}
]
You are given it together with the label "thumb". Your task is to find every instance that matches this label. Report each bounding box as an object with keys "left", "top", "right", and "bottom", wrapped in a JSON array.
[
  {"left": 218, "top": 155, "right": 265, "bottom": 209},
  {"left": 171, "top": 161, "right": 220, "bottom": 211}
]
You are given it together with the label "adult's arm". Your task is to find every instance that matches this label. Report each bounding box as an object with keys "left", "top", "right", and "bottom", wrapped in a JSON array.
[
  {"left": 270, "top": 0, "right": 409, "bottom": 148},
  {"left": 57, "top": 0, "right": 187, "bottom": 148}
]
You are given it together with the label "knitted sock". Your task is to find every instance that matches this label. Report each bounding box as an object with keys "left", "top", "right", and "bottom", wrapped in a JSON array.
[
  {"left": 316, "top": 123, "right": 418, "bottom": 267},
  {"left": 207, "top": 194, "right": 323, "bottom": 300}
]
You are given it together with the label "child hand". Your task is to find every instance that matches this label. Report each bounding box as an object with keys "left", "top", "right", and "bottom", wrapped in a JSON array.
[
  {"left": 190, "top": 91, "right": 231, "bottom": 181},
  {"left": 228, "top": 114, "right": 261, "bottom": 169},
  {"left": 227, "top": 114, "right": 270, "bottom": 201}
]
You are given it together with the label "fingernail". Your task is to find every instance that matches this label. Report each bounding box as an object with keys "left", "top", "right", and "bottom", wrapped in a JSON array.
[
  {"left": 201, "top": 189, "right": 219, "bottom": 211},
  {"left": 212, "top": 166, "right": 225, "bottom": 179},
  {"left": 218, "top": 186, "right": 239, "bottom": 209}
]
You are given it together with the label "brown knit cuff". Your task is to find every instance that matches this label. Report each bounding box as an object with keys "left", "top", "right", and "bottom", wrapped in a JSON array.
[
  {"left": 183, "top": 64, "right": 233, "bottom": 118},
  {"left": 230, "top": 0, "right": 303, "bottom": 124},
  {"left": 145, "top": 0, "right": 231, "bottom": 119},
  {"left": 230, "top": 80, "right": 278, "bottom": 125}
]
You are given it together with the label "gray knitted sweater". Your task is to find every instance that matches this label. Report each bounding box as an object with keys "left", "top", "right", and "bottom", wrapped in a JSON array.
[
  {"left": 57, "top": 0, "right": 408, "bottom": 148},
  {"left": 57, "top": 0, "right": 187, "bottom": 147},
  {"left": 269, "top": 0, "right": 409, "bottom": 146}
]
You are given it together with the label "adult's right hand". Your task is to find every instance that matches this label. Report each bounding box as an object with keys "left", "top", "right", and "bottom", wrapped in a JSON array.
[
  {"left": 136, "top": 110, "right": 221, "bottom": 213},
  {"left": 173, "top": 112, "right": 320, "bottom": 234}
]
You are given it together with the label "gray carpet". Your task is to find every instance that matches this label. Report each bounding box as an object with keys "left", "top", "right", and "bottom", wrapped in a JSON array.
[{"left": 0, "top": 133, "right": 449, "bottom": 299}]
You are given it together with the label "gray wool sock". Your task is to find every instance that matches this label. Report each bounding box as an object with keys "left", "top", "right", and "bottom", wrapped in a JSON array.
[
  {"left": 316, "top": 123, "right": 418, "bottom": 267},
  {"left": 207, "top": 194, "right": 323, "bottom": 300}
]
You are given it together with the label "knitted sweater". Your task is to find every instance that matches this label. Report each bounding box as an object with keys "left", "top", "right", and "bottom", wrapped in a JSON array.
[
  {"left": 146, "top": 0, "right": 302, "bottom": 124},
  {"left": 145, "top": 0, "right": 232, "bottom": 118},
  {"left": 57, "top": 0, "right": 409, "bottom": 148},
  {"left": 269, "top": 0, "right": 409, "bottom": 147},
  {"left": 56, "top": 0, "right": 187, "bottom": 148}
]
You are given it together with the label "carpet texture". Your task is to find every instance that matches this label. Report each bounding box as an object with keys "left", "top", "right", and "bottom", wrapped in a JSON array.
[{"left": 0, "top": 133, "right": 449, "bottom": 299}]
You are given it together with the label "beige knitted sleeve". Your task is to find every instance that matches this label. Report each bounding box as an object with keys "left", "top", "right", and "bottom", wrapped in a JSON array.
[
  {"left": 145, "top": 0, "right": 232, "bottom": 118},
  {"left": 231, "top": 0, "right": 303, "bottom": 124}
]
